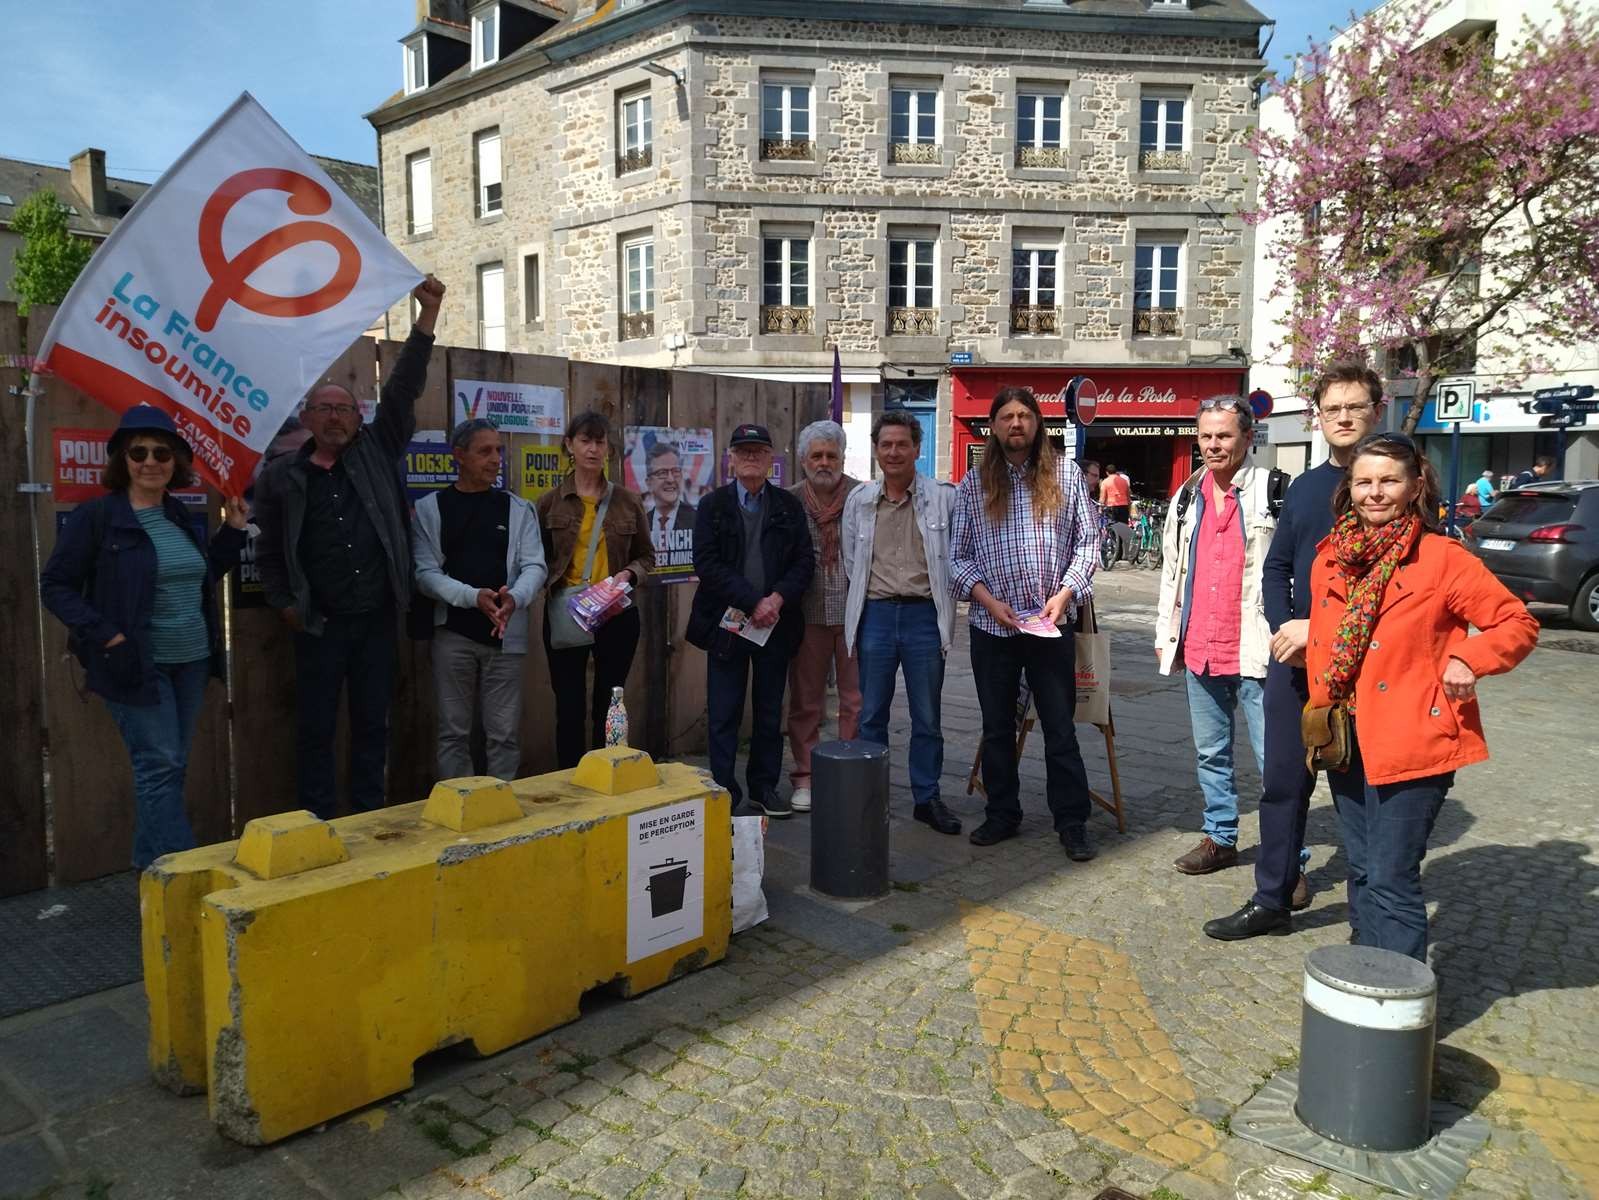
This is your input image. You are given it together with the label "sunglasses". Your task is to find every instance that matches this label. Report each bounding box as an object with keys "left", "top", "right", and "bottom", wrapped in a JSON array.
[
  {"left": 126, "top": 445, "right": 175, "bottom": 464},
  {"left": 1199, "top": 397, "right": 1249, "bottom": 414}
]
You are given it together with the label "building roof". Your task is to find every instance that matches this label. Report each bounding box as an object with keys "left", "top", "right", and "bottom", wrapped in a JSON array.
[
  {"left": 0, "top": 155, "right": 382, "bottom": 236},
  {"left": 371, "top": 0, "right": 1268, "bottom": 126},
  {"left": 0, "top": 159, "right": 149, "bottom": 238}
]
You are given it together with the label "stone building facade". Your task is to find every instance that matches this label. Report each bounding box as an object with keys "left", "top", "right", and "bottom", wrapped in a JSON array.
[{"left": 370, "top": 0, "right": 1269, "bottom": 486}]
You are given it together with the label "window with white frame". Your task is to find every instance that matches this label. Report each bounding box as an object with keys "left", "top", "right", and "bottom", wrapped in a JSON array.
[
  {"left": 1016, "top": 92, "right": 1066, "bottom": 153},
  {"left": 522, "top": 253, "right": 541, "bottom": 325},
  {"left": 1139, "top": 92, "right": 1188, "bottom": 169},
  {"left": 471, "top": 4, "right": 499, "bottom": 69},
  {"left": 620, "top": 236, "right": 655, "bottom": 339},
  {"left": 762, "top": 233, "right": 812, "bottom": 333},
  {"left": 1011, "top": 239, "right": 1061, "bottom": 334},
  {"left": 405, "top": 151, "right": 432, "bottom": 235},
  {"left": 478, "top": 262, "right": 505, "bottom": 351},
  {"left": 618, "top": 90, "right": 653, "bottom": 173},
  {"left": 761, "top": 81, "right": 813, "bottom": 158},
  {"left": 475, "top": 128, "right": 502, "bottom": 217},
  {"left": 888, "top": 237, "right": 936, "bottom": 310},
  {"left": 1133, "top": 240, "right": 1183, "bottom": 335},
  {"left": 890, "top": 84, "right": 940, "bottom": 163},
  {"left": 403, "top": 38, "right": 427, "bottom": 95},
  {"left": 623, "top": 238, "right": 654, "bottom": 313}
]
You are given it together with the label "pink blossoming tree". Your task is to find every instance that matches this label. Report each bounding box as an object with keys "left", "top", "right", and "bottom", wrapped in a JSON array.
[{"left": 1250, "top": 1, "right": 1599, "bottom": 430}]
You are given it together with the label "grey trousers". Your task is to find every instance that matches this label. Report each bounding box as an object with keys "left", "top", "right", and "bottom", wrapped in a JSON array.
[{"left": 431, "top": 628, "right": 526, "bottom": 781}]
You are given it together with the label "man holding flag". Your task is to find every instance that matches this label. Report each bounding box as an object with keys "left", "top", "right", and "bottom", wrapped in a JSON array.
[{"left": 253, "top": 275, "right": 444, "bottom": 817}]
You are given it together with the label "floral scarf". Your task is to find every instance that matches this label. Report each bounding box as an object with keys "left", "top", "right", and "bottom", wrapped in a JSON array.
[{"left": 1323, "top": 510, "right": 1418, "bottom": 708}]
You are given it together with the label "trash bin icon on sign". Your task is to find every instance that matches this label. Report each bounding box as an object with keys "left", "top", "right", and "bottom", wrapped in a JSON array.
[{"left": 646, "top": 859, "right": 691, "bottom": 918}]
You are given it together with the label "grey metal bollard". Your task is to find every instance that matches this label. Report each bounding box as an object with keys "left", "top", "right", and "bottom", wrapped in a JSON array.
[
  {"left": 1296, "top": 945, "right": 1438, "bottom": 1152},
  {"left": 810, "top": 740, "right": 890, "bottom": 899}
]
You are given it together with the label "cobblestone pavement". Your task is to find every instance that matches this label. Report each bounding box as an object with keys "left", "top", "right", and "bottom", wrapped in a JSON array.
[{"left": 4, "top": 568, "right": 1596, "bottom": 1200}]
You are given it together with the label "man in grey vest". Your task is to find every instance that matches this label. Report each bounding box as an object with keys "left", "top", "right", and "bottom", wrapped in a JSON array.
[{"left": 686, "top": 425, "right": 814, "bottom": 817}]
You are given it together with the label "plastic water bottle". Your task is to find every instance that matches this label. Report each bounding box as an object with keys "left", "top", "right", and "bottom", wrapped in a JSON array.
[{"left": 605, "top": 687, "right": 628, "bottom": 747}]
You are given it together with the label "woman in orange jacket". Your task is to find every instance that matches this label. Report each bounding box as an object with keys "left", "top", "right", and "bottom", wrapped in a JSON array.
[{"left": 1305, "top": 432, "right": 1537, "bottom": 960}]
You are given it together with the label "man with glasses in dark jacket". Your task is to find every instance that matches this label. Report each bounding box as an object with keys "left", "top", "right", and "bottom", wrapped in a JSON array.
[{"left": 254, "top": 276, "right": 444, "bottom": 819}]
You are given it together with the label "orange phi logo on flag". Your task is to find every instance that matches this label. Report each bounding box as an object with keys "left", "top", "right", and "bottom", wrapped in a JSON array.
[{"left": 195, "top": 169, "right": 362, "bottom": 331}]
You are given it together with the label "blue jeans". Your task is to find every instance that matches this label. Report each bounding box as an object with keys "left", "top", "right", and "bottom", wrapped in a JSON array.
[
  {"left": 1328, "top": 731, "right": 1450, "bottom": 961},
  {"left": 856, "top": 599, "right": 945, "bottom": 807},
  {"left": 104, "top": 658, "right": 210, "bottom": 869},
  {"left": 1184, "top": 669, "right": 1266, "bottom": 848}
]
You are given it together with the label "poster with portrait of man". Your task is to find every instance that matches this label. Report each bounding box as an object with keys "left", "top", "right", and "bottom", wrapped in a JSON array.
[{"left": 623, "top": 426, "right": 714, "bottom": 582}]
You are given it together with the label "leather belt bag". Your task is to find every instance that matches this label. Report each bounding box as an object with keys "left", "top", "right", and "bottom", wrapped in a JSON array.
[{"left": 1301, "top": 702, "right": 1352, "bottom": 774}]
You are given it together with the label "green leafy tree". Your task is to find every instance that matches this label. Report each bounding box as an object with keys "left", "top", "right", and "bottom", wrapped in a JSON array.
[{"left": 10, "top": 191, "right": 94, "bottom": 316}]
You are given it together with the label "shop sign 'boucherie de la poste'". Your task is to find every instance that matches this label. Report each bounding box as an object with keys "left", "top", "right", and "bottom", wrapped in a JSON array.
[{"left": 32, "top": 93, "right": 421, "bottom": 495}]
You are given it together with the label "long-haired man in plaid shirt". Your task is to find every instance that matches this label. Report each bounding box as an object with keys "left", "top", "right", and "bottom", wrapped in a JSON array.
[{"left": 950, "top": 386, "right": 1101, "bottom": 861}]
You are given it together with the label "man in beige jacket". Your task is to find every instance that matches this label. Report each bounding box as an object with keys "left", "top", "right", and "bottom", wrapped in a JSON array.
[{"left": 1154, "top": 397, "right": 1279, "bottom": 875}]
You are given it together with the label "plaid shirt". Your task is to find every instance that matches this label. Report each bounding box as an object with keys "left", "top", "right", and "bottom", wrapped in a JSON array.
[{"left": 950, "top": 456, "right": 1099, "bottom": 637}]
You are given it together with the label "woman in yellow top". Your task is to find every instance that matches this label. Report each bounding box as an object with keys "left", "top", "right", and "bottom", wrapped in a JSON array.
[{"left": 535, "top": 410, "right": 655, "bottom": 766}]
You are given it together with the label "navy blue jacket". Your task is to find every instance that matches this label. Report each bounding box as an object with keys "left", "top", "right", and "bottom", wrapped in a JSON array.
[
  {"left": 687, "top": 482, "right": 814, "bottom": 656},
  {"left": 1261, "top": 460, "right": 1342, "bottom": 632},
  {"left": 41, "top": 492, "right": 246, "bottom": 706}
]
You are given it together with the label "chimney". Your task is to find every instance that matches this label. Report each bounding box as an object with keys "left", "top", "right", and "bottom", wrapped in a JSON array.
[{"left": 69, "top": 149, "right": 108, "bottom": 216}]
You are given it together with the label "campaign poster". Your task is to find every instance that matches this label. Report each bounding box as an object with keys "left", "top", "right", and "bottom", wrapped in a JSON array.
[
  {"left": 719, "top": 451, "right": 787, "bottom": 489},
  {"left": 403, "top": 431, "right": 504, "bottom": 504},
  {"left": 53, "top": 426, "right": 207, "bottom": 507},
  {"left": 454, "top": 378, "right": 564, "bottom": 437},
  {"left": 626, "top": 800, "right": 705, "bottom": 964},
  {"left": 33, "top": 93, "right": 420, "bottom": 494},
  {"left": 623, "top": 426, "right": 714, "bottom": 582},
  {"left": 518, "top": 442, "right": 565, "bottom": 504}
]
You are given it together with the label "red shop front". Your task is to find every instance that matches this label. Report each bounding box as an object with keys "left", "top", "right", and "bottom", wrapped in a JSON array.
[{"left": 950, "top": 367, "right": 1245, "bottom": 499}]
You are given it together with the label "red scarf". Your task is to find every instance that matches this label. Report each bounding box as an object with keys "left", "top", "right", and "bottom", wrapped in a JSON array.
[
  {"left": 1322, "top": 511, "right": 1418, "bottom": 707},
  {"left": 800, "top": 478, "right": 848, "bottom": 566}
]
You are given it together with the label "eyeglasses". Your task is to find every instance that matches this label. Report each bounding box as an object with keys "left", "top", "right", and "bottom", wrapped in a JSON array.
[
  {"left": 1199, "top": 397, "right": 1248, "bottom": 414},
  {"left": 1318, "top": 402, "right": 1376, "bottom": 419},
  {"left": 126, "top": 445, "right": 174, "bottom": 464},
  {"left": 646, "top": 467, "right": 683, "bottom": 480},
  {"left": 307, "top": 403, "right": 359, "bottom": 417}
]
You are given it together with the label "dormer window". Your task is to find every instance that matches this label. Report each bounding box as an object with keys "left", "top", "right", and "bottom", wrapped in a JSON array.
[
  {"left": 403, "top": 37, "right": 428, "bottom": 95},
  {"left": 1150, "top": 0, "right": 1190, "bottom": 7},
  {"left": 472, "top": 4, "right": 500, "bottom": 70}
]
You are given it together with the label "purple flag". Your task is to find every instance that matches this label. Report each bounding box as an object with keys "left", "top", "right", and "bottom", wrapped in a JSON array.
[{"left": 829, "top": 346, "right": 844, "bottom": 424}]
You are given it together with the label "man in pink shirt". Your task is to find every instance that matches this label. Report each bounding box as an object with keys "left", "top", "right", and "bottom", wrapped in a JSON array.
[{"left": 1152, "top": 398, "right": 1277, "bottom": 875}]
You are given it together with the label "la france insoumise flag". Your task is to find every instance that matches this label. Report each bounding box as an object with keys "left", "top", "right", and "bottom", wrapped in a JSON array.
[{"left": 35, "top": 92, "right": 421, "bottom": 493}]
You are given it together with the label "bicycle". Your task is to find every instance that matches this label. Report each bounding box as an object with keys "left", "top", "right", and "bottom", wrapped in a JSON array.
[
  {"left": 1099, "top": 509, "right": 1120, "bottom": 571},
  {"left": 1129, "top": 499, "right": 1166, "bottom": 569}
]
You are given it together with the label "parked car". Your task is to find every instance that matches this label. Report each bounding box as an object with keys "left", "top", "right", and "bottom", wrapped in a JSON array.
[{"left": 1464, "top": 481, "right": 1599, "bottom": 631}]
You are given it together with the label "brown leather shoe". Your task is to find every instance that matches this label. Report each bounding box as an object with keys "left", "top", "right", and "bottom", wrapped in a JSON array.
[
  {"left": 1174, "top": 837, "right": 1238, "bottom": 875},
  {"left": 1290, "top": 873, "right": 1312, "bottom": 911}
]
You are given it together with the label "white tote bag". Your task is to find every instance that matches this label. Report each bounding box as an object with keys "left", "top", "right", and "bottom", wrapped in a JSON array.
[
  {"left": 731, "top": 815, "right": 768, "bottom": 933},
  {"left": 1074, "top": 600, "right": 1112, "bottom": 727}
]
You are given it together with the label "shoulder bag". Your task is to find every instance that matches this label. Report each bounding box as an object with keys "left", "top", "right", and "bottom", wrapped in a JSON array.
[
  {"left": 547, "top": 485, "right": 612, "bottom": 650},
  {"left": 1301, "top": 701, "right": 1352, "bottom": 774}
]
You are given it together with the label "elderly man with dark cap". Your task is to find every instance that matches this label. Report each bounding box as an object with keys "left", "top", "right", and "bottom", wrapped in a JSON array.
[{"left": 686, "top": 424, "right": 814, "bottom": 818}]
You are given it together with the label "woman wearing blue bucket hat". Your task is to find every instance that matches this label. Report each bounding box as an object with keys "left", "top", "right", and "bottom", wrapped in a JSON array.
[{"left": 41, "top": 405, "right": 250, "bottom": 868}]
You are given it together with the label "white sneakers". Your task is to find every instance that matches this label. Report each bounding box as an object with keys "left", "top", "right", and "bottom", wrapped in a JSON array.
[{"left": 790, "top": 786, "right": 812, "bottom": 813}]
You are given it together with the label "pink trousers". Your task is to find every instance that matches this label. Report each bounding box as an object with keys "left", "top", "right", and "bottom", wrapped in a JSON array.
[{"left": 786, "top": 622, "right": 862, "bottom": 786}]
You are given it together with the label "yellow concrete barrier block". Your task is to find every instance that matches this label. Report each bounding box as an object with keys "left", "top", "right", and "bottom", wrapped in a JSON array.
[
  {"left": 420, "top": 777, "right": 522, "bottom": 831},
  {"left": 146, "top": 760, "right": 731, "bottom": 1144},
  {"left": 140, "top": 861, "right": 237, "bottom": 1094},
  {"left": 571, "top": 746, "right": 661, "bottom": 795},
  {"left": 234, "top": 812, "right": 348, "bottom": 879}
]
